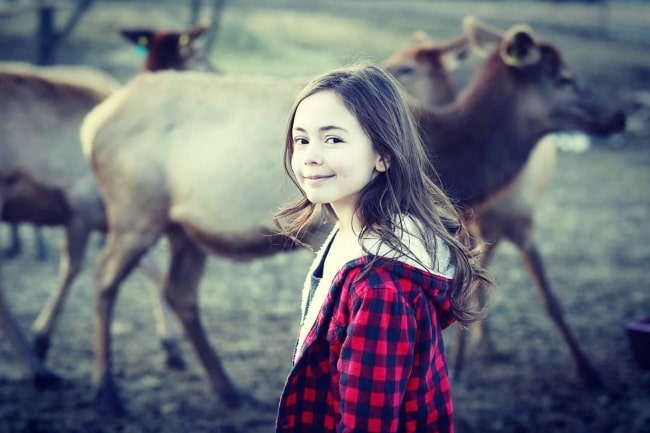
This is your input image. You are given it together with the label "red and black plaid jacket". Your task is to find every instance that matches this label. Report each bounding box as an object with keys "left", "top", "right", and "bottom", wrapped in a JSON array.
[{"left": 276, "top": 255, "right": 456, "bottom": 433}]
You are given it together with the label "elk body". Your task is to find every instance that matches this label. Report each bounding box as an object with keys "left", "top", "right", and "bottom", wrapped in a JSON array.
[
  {"left": 387, "top": 18, "right": 625, "bottom": 388},
  {"left": 0, "top": 25, "right": 213, "bottom": 387},
  {"left": 2, "top": 24, "right": 215, "bottom": 260},
  {"left": 81, "top": 23, "right": 624, "bottom": 414},
  {"left": 0, "top": 71, "right": 110, "bottom": 387},
  {"left": 1, "top": 62, "right": 121, "bottom": 261}
]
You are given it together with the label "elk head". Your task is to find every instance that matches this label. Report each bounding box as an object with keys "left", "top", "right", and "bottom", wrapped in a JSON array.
[
  {"left": 120, "top": 24, "right": 218, "bottom": 73},
  {"left": 383, "top": 31, "right": 471, "bottom": 107},
  {"left": 464, "top": 16, "right": 626, "bottom": 138}
]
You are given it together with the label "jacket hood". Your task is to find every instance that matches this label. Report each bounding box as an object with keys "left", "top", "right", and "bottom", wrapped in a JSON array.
[
  {"left": 361, "top": 215, "right": 456, "bottom": 329},
  {"left": 306, "top": 216, "right": 456, "bottom": 331},
  {"left": 361, "top": 255, "right": 456, "bottom": 331}
]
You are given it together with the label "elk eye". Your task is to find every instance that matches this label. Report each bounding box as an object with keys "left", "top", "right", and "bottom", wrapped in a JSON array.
[
  {"left": 395, "top": 66, "right": 414, "bottom": 77},
  {"left": 557, "top": 76, "right": 575, "bottom": 87},
  {"left": 1, "top": 173, "right": 19, "bottom": 186}
]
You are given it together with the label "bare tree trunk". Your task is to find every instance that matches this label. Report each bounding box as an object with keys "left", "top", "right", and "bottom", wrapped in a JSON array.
[
  {"left": 187, "top": 0, "right": 227, "bottom": 54},
  {"left": 598, "top": 0, "right": 610, "bottom": 38},
  {"left": 189, "top": 0, "right": 201, "bottom": 26},
  {"left": 204, "top": 0, "right": 227, "bottom": 54},
  {"left": 35, "top": 0, "right": 95, "bottom": 65},
  {"left": 36, "top": 4, "right": 55, "bottom": 65}
]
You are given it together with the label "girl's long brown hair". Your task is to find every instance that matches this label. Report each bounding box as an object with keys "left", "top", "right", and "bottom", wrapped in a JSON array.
[{"left": 273, "top": 61, "right": 493, "bottom": 325}]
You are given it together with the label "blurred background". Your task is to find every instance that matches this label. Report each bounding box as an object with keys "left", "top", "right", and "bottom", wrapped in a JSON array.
[{"left": 1, "top": 1, "right": 649, "bottom": 432}]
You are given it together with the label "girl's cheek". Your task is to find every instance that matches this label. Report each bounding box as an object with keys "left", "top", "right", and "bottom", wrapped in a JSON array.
[{"left": 290, "top": 158, "right": 302, "bottom": 180}]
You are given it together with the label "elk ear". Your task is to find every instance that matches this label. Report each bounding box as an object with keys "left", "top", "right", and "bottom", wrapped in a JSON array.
[
  {"left": 409, "top": 30, "right": 431, "bottom": 44},
  {"left": 438, "top": 34, "right": 471, "bottom": 64},
  {"left": 120, "top": 29, "right": 154, "bottom": 49},
  {"left": 183, "top": 24, "right": 209, "bottom": 45},
  {"left": 499, "top": 25, "right": 541, "bottom": 68},
  {"left": 462, "top": 15, "right": 502, "bottom": 57},
  {"left": 414, "top": 45, "right": 443, "bottom": 68}
]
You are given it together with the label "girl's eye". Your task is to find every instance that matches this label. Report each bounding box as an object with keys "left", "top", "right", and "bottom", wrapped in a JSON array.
[
  {"left": 325, "top": 136, "right": 343, "bottom": 144},
  {"left": 293, "top": 137, "right": 308, "bottom": 146}
]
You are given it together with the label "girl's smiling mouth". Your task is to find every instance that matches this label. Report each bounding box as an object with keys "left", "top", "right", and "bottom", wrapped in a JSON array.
[{"left": 303, "top": 174, "right": 335, "bottom": 182}]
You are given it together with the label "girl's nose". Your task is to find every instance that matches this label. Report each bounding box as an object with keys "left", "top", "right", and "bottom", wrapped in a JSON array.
[{"left": 304, "top": 143, "right": 323, "bottom": 165}]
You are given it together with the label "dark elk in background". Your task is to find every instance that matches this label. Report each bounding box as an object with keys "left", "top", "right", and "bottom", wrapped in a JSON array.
[
  {"left": 0, "top": 24, "right": 216, "bottom": 391},
  {"left": 385, "top": 16, "right": 626, "bottom": 389},
  {"left": 1, "top": 0, "right": 227, "bottom": 258}
]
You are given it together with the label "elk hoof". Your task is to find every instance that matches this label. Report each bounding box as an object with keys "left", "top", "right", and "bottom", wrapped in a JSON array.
[
  {"left": 95, "top": 375, "right": 127, "bottom": 417},
  {"left": 579, "top": 363, "right": 605, "bottom": 391},
  {"left": 475, "top": 338, "right": 499, "bottom": 359},
  {"left": 32, "top": 334, "right": 51, "bottom": 361},
  {"left": 35, "top": 246, "right": 48, "bottom": 262},
  {"left": 3, "top": 244, "right": 21, "bottom": 259},
  {"left": 160, "top": 338, "right": 186, "bottom": 371},
  {"left": 33, "top": 368, "right": 64, "bottom": 390},
  {"left": 218, "top": 384, "right": 243, "bottom": 409}
]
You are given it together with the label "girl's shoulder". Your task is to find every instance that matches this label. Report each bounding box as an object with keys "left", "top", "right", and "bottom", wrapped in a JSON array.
[{"left": 363, "top": 214, "right": 455, "bottom": 279}]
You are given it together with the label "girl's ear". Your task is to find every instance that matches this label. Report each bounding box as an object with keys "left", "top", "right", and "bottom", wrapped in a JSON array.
[{"left": 376, "top": 156, "right": 390, "bottom": 172}]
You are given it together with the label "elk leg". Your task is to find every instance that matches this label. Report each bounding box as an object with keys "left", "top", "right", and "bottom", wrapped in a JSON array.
[
  {"left": 3, "top": 224, "right": 22, "bottom": 259},
  {"left": 450, "top": 326, "right": 469, "bottom": 383},
  {"left": 473, "top": 271, "right": 497, "bottom": 357},
  {"left": 33, "top": 226, "right": 48, "bottom": 261},
  {"left": 31, "top": 219, "right": 91, "bottom": 360},
  {"left": 0, "top": 282, "right": 62, "bottom": 389},
  {"left": 520, "top": 242, "right": 604, "bottom": 389},
  {"left": 451, "top": 236, "right": 500, "bottom": 381},
  {"left": 163, "top": 227, "right": 241, "bottom": 408},
  {"left": 93, "top": 229, "right": 158, "bottom": 416},
  {"left": 137, "top": 252, "right": 186, "bottom": 370}
]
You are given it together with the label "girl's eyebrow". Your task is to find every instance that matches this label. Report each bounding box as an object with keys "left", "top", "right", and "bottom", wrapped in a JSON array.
[
  {"left": 320, "top": 125, "right": 347, "bottom": 133},
  {"left": 292, "top": 125, "right": 348, "bottom": 133}
]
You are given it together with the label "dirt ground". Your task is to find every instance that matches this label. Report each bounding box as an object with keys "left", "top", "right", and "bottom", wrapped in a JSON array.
[{"left": 1, "top": 1, "right": 649, "bottom": 432}]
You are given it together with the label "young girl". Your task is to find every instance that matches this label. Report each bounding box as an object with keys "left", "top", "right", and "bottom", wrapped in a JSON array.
[{"left": 273, "top": 62, "right": 492, "bottom": 433}]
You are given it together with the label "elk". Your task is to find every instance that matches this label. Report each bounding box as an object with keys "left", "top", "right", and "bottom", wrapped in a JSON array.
[
  {"left": 381, "top": 22, "right": 558, "bottom": 381},
  {"left": 3, "top": 23, "right": 215, "bottom": 261},
  {"left": 0, "top": 24, "right": 213, "bottom": 387},
  {"left": 382, "top": 30, "right": 471, "bottom": 108},
  {"left": 1, "top": 62, "right": 121, "bottom": 261},
  {"left": 81, "top": 22, "right": 624, "bottom": 414},
  {"left": 120, "top": 24, "right": 218, "bottom": 73},
  {"left": 398, "top": 17, "right": 624, "bottom": 389}
]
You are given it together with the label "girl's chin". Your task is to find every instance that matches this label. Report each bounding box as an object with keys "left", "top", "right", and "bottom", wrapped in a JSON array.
[
  {"left": 305, "top": 196, "right": 328, "bottom": 205},
  {"left": 303, "top": 190, "right": 334, "bottom": 205}
]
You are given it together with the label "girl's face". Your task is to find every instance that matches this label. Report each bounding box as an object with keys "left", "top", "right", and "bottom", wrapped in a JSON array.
[{"left": 291, "top": 90, "right": 386, "bottom": 214}]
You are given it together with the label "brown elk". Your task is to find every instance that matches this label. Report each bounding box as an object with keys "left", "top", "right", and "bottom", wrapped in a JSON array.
[
  {"left": 0, "top": 25, "right": 213, "bottom": 387},
  {"left": 382, "top": 30, "right": 471, "bottom": 108},
  {"left": 4, "top": 23, "right": 215, "bottom": 259},
  {"left": 81, "top": 22, "right": 624, "bottom": 415},
  {"left": 1, "top": 62, "right": 121, "bottom": 261},
  {"left": 381, "top": 22, "right": 557, "bottom": 380},
  {"left": 393, "top": 17, "right": 625, "bottom": 389},
  {"left": 120, "top": 24, "right": 218, "bottom": 73}
]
